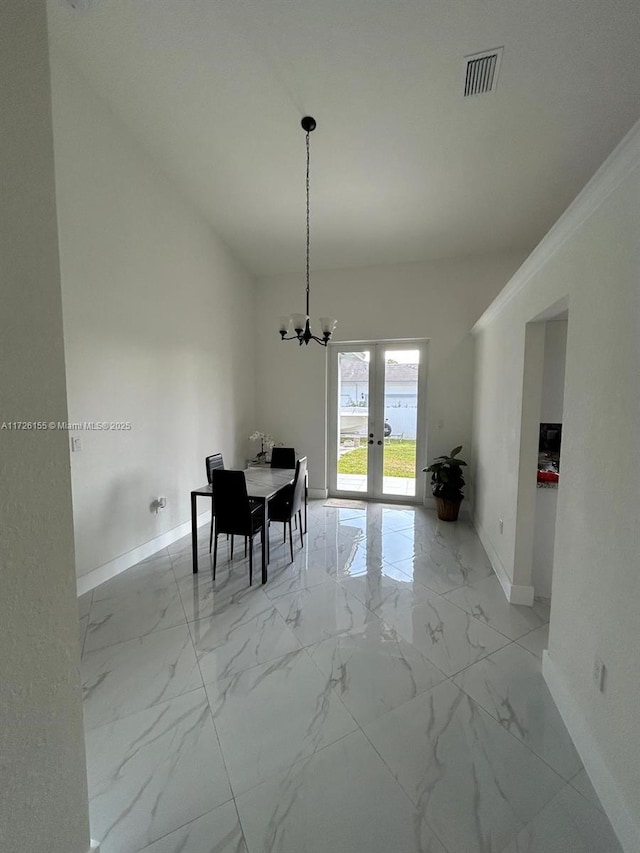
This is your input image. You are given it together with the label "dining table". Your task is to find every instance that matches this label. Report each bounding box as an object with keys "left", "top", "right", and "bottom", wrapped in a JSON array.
[{"left": 190, "top": 466, "right": 296, "bottom": 583}]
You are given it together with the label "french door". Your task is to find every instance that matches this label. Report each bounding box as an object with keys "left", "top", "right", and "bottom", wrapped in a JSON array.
[{"left": 328, "top": 340, "right": 427, "bottom": 503}]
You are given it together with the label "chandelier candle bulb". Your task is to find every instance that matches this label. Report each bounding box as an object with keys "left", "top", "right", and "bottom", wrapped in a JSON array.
[
  {"left": 279, "top": 316, "right": 291, "bottom": 334},
  {"left": 291, "top": 313, "right": 307, "bottom": 333},
  {"left": 320, "top": 317, "right": 337, "bottom": 336}
]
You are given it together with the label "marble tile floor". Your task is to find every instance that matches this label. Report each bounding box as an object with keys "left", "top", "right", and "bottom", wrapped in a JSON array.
[{"left": 79, "top": 501, "right": 622, "bottom": 853}]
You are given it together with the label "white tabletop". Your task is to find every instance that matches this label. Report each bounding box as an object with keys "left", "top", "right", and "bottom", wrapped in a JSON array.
[
  {"left": 243, "top": 467, "right": 295, "bottom": 500},
  {"left": 191, "top": 467, "right": 295, "bottom": 502}
]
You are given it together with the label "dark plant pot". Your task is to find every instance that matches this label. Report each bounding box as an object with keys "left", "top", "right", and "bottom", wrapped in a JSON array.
[{"left": 435, "top": 496, "right": 462, "bottom": 522}]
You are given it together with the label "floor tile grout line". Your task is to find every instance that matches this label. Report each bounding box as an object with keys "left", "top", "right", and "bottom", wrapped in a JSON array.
[
  {"left": 450, "top": 652, "right": 579, "bottom": 784},
  {"left": 193, "top": 622, "right": 304, "bottom": 689},
  {"left": 567, "top": 775, "right": 606, "bottom": 814},
  {"left": 328, "top": 569, "right": 512, "bottom": 677},
  {"left": 358, "top": 555, "right": 550, "bottom": 647},
  {"left": 206, "top": 642, "right": 360, "bottom": 804},
  {"left": 132, "top": 799, "right": 239, "bottom": 853},
  {"left": 355, "top": 695, "right": 456, "bottom": 853},
  {"left": 92, "top": 601, "right": 251, "bottom": 852},
  {"left": 83, "top": 682, "right": 208, "bottom": 735},
  {"left": 228, "top": 727, "right": 360, "bottom": 805},
  {"left": 197, "top": 666, "right": 251, "bottom": 850},
  {"left": 81, "top": 610, "right": 191, "bottom": 657},
  {"left": 356, "top": 673, "right": 572, "bottom": 853}
]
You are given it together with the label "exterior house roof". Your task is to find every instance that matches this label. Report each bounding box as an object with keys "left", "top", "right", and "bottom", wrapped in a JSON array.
[{"left": 340, "top": 361, "right": 419, "bottom": 382}]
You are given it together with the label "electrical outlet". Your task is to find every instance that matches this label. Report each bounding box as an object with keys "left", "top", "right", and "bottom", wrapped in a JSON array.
[
  {"left": 499, "top": 518, "right": 504, "bottom": 534},
  {"left": 71, "top": 436, "right": 82, "bottom": 452},
  {"left": 593, "top": 656, "right": 606, "bottom": 692}
]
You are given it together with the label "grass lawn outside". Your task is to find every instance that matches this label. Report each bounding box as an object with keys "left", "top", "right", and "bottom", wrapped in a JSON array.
[{"left": 338, "top": 439, "right": 417, "bottom": 478}]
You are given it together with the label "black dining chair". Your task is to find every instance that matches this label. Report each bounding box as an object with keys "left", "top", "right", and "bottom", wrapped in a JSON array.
[
  {"left": 268, "top": 456, "right": 307, "bottom": 562},
  {"left": 270, "top": 447, "right": 296, "bottom": 469},
  {"left": 211, "top": 469, "right": 264, "bottom": 585},
  {"left": 205, "top": 453, "right": 225, "bottom": 552}
]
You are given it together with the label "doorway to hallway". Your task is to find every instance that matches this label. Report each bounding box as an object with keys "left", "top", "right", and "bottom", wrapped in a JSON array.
[{"left": 532, "top": 315, "right": 568, "bottom": 601}]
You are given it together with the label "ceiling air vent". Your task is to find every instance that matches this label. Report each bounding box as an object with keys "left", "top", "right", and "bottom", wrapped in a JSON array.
[{"left": 463, "top": 47, "right": 503, "bottom": 97}]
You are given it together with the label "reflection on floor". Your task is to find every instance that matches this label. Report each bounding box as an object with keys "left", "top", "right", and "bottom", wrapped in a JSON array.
[{"left": 79, "top": 501, "right": 622, "bottom": 853}]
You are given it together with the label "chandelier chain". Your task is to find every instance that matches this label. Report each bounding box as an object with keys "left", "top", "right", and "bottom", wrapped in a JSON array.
[
  {"left": 278, "top": 116, "right": 335, "bottom": 347},
  {"left": 305, "top": 129, "right": 310, "bottom": 316}
]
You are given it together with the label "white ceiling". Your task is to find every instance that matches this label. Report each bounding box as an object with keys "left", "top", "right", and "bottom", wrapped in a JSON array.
[{"left": 47, "top": 0, "right": 640, "bottom": 277}]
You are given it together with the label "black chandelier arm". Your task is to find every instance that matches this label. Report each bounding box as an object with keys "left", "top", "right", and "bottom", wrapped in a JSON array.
[{"left": 279, "top": 328, "right": 331, "bottom": 347}]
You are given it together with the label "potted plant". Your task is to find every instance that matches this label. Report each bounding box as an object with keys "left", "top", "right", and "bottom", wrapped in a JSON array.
[{"left": 424, "top": 445, "right": 467, "bottom": 522}]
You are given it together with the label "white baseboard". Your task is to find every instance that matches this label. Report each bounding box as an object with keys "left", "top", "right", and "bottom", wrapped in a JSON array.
[
  {"left": 542, "top": 652, "right": 639, "bottom": 852},
  {"left": 76, "top": 511, "right": 210, "bottom": 596},
  {"left": 308, "top": 488, "right": 328, "bottom": 500},
  {"left": 88, "top": 841, "right": 100, "bottom": 853},
  {"left": 472, "top": 514, "right": 534, "bottom": 605}
]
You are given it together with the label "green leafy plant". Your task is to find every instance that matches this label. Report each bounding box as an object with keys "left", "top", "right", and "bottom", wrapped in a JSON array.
[{"left": 423, "top": 445, "right": 467, "bottom": 502}]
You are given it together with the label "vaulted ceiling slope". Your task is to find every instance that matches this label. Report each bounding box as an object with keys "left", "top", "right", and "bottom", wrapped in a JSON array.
[{"left": 48, "top": 0, "right": 640, "bottom": 276}]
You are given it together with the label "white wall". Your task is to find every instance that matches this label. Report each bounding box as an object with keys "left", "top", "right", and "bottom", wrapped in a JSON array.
[
  {"left": 0, "top": 2, "right": 90, "bottom": 851},
  {"left": 532, "top": 488, "right": 557, "bottom": 598},
  {"left": 472, "top": 122, "right": 640, "bottom": 847},
  {"left": 50, "top": 51, "right": 257, "bottom": 581},
  {"left": 540, "top": 320, "right": 568, "bottom": 422},
  {"left": 254, "top": 254, "right": 525, "bottom": 494}
]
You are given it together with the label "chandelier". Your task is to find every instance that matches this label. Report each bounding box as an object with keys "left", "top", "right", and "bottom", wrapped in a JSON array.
[{"left": 279, "top": 117, "right": 337, "bottom": 346}]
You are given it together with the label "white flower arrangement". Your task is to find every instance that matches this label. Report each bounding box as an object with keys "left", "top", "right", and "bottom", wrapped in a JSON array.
[{"left": 249, "top": 431, "right": 277, "bottom": 458}]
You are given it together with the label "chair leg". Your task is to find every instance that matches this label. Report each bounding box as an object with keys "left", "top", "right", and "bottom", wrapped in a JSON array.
[
  {"left": 213, "top": 526, "right": 218, "bottom": 579},
  {"left": 288, "top": 518, "right": 294, "bottom": 562},
  {"left": 249, "top": 537, "right": 253, "bottom": 586},
  {"left": 283, "top": 523, "right": 286, "bottom": 544},
  {"left": 244, "top": 537, "right": 247, "bottom": 558},
  {"left": 209, "top": 515, "right": 214, "bottom": 553},
  {"left": 230, "top": 534, "right": 234, "bottom": 561},
  {"left": 298, "top": 510, "right": 304, "bottom": 547}
]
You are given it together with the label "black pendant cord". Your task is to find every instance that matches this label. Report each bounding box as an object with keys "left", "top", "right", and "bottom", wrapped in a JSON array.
[
  {"left": 299, "top": 128, "right": 315, "bottom": 345},
  {"left": 280, "top": 115, "right": 331, "bottom": 346},
  {"left": 305, "top": 127, "right": 311, "bottom": 321}
]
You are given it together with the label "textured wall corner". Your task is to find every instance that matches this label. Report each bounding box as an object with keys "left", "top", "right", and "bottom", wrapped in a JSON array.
[{"left": 0, "top": 1, "right": 91, "bottom": 851}]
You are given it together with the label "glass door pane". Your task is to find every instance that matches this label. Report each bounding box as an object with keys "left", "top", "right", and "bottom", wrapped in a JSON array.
[
  {"left": 381, "top": 348, "right": 420, "bottom": 498},
  {"left": 336, "top": 350, "right": 370, "bottom": 494},
  {"left": 328, "top": 340, "right": 425, "bottom": 503}
]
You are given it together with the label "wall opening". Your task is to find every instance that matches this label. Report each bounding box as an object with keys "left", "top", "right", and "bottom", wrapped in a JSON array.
[{"left": 532, "top": 316, "right": 568, "bottom": 599}]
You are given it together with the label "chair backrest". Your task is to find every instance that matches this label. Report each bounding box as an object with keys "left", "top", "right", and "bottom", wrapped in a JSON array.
[
  {"left": 205, "top": 453, "right": 224, "bottom": 483},
  {"left": 211, "top": 469, "right": 254, "bottom": 536},
  {"left": 271, "top": 446, "right": 296, "bottom": 469},
  {"left": 290, "top": 456, "right": 307, "bottom": 515}
]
